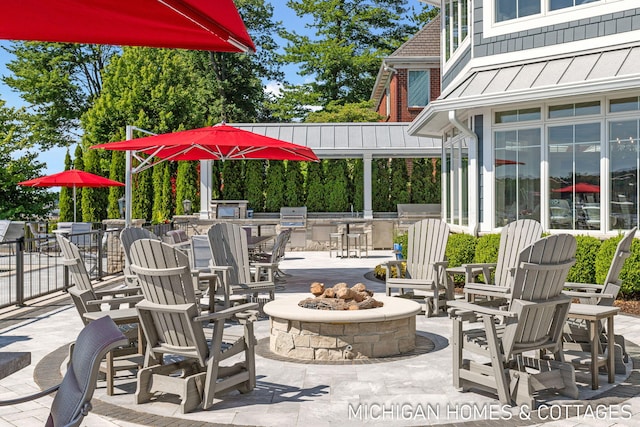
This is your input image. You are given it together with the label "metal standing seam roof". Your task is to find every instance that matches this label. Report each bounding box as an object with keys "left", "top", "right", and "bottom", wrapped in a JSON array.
[
  {"left": 410, "top": 45, "right": 640, "bottom": 137},
  {"left": 230, "top": 123, "right": 442, "bottom": 158}
]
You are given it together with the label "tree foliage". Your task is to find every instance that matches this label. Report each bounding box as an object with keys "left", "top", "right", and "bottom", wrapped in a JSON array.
[
  {"left": 390, "top": 158, "right": 410, "bottom": 206},
  {"left": 265, "top": 161, "right": 285, "bottom": 212},
  {"left": 221, "top": 161, "right": 244, "bottom": 200},
  {"left": 325, "top": 159, "right": 349, "bottom": 211},
  {"left": 58, "top": 150, "right": 74, "bottom": 221},
  {"left": 372, "top": 159, "right": 391, "bottom": 211},
  {"left": 284, "top": 161, "right": 305, "bottom": 207},
  {"left": 244, "top": 160, "right": 265, "bottom": 212},
  {"left": 305, "top": 160, "right": 325, "bottom": 212},
  {"left": 305, "top": 100, "right": 383, "bottom": 123}
]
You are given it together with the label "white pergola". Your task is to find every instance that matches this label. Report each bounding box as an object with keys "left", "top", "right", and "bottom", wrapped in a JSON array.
[{"left": 199, "top": 122, "right": 441, "bottom": 219}]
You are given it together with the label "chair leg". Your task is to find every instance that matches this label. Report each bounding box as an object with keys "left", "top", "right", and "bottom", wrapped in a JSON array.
[
  {"left": 483, "top": 314, "right": 511, "bottom": 405},
  {"left": 452, "top": 317, "right": 463, "bottom": 389}
]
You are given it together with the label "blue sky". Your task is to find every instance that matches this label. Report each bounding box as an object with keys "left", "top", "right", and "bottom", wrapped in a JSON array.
[{"left": 0, "top": 2, "right": 313, "bottom": 176}]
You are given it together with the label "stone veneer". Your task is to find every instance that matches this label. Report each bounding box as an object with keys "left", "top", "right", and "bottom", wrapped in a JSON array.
[{"left": 264, "top": 296, "right": 421, "bottom": 361}]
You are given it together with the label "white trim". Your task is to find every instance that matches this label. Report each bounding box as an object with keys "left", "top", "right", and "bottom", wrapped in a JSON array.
[{"left": 483, "top": 0, "right": 639, "bottom": 39}]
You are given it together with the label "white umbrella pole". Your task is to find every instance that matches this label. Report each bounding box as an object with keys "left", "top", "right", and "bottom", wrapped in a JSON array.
[
  {"left": 73, "top": 185, "right": 77, "bottom": 222},
  {"left": 125, "top": 126, "right": 134, "bottom": 227}
]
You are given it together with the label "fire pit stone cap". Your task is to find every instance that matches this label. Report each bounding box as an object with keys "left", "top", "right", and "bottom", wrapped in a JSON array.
[{"left": 263, "top": 295, "right": 421, "bottom": 323}]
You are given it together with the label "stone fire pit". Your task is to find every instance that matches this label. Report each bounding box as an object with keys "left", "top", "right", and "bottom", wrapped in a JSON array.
[{"left": 263, "top": 295, "right": 421, "bottom": 361}]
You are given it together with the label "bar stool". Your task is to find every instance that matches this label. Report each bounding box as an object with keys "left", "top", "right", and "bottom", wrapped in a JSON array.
[
  {"left": 346, "top": 233, "right": 363, "bottom": 258},
  {"left": 329, "top": 232, "right": 344, "bottom": 258}
]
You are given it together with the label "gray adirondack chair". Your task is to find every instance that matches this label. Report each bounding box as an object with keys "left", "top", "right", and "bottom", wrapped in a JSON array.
[
  {"left": 449, "top": 234, "right": 578, "bottom": 408},
  {"left": 385, "top": 218, "right": 450, "bottom": 317},
  {"left": 57, "top": 234, "right": 143, "bottom": 394},
  {"left": 251, "top": 228, "right": 292, "bottom": 280},
  {"left": 120, "top": 227, "right": 160, "bottom": 285},
  {"left": 0, "top": 316, "right": 127, "bottom": 427},
  {"left": 463, "top": 219, "right": 542, "bottom": 301},
  {"left": 129, "top": 238, "right": 258, "bottom": 413},
  {"left": 563, "top": 226, "right": 636, "bottom": 374},
  {"left": 207, "top": 223, "right": 276, "bottom": 309}
]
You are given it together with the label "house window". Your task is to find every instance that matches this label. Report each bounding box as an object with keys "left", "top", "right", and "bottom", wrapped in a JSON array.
[
  {"left": 495, "top": 107, "right": 541, "bottom": 123},
  {"left": 610, "top": 96, "right": 640, "bottom": 113},
  {"left": 495, "top": 128, "right": 541, "bottom": 226},
  {"left": 550, "top": 0, "right": 598, "bottom": 12},
  {"left": 444, "top": 0, "right": 470, "bottom": 61},
  {"left": 549, "top": 101, "right": 600, "bottom": 118},
  {"left": 408, "top": 70, "right": 430, "bottom": 107},
  {"left": 548, "top": 122, "right": 601, "bottom": 230},
  {"left": 496, "top": 0, "right": 540, "bottom": 22},
  {"left": 609, "top": 120, "right": 639, "bottom": 230}
]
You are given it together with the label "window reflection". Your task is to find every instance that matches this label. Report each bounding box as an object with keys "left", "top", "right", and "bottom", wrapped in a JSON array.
[{"left": 609, "top": 120, "right": 639, "bottom": 230}]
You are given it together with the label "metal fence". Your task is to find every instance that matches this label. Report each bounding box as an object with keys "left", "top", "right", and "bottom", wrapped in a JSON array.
[{"left": 0, "top": 227, "right": 127, "bottom": 309}]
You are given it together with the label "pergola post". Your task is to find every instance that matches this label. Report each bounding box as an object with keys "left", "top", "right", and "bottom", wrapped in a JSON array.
[{"left": 363, "top": 154, "right": 373, "bottom": 219}]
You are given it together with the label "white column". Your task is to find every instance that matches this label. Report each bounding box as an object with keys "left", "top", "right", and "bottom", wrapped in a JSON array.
[
  {"left": 363, "top": 154, "right": 373, "bottom": 219},
  {"left": 200, "top": 160, "right": 212, "bottom": 219}
]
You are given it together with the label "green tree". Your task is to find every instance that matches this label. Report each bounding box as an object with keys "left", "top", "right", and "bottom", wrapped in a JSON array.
[
  {"left": 221, "top": 161, "right": 244, "bottom": 200},
  {"left": 132, "top": 168, "right": 153, "bottom": 220},
  {"left": 58, "top": 150, "right": 74, "bottom": 221},
  {"left": 284, "top": 161, "right": 305, "bottom": 206},
  {"left": 72, "top": 145, "right": 84, "bottom": 217},
  {"left": 410, "top": 158, "right": 428, "bottom": 203},
  {"left": 244, "top": 160, "right": 265, "bottom": 212},
  {"left": 152, "top": 162, "right": 170, "bottom": 223},
  {"left": 325, "top": 159, "right": 349, "bottom": 212},
  {"left": 305, "top": 160, "right": 325, "bottom": 212},
  {"left": 80, "top": 148, "right": 108, "bottom": 222},
  {"left": 265, "top": 160, "right": 285, "bottom": 212},
  {"left": 426, "top": 158, "right": 441, "bottom": 203},
  {"left": 3, "top": 42, "right": 116, "bottom": 149},
  {"left": 390, "top": 158, "right": 410, "bottom": 207},
  {"left": 175, "top": 162, "right": 199, "bottom": 215},
  {"left": 372, "top": 158, "right": 391, "bottom": 211},
  {"left": 351, "top": 158, "right": 364, "bottom": 211},
  {"left": 107, "top": 151, "right": 125, "bottom": 219},
  {"left": 305, "top": 101, "right": 383, "bottom": 123},
  {"left": 280, "top": 0, "right": 418, "bottom": 105},
  {"left": 0, "top": 100, "right": 55, "bottom": 219}
]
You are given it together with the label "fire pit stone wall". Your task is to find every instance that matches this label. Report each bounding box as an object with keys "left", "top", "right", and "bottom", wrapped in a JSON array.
[{"left": 264, "top": 296, "right": 421, "bottom": 361}]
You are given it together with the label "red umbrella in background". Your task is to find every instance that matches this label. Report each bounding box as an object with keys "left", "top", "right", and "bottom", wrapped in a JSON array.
[
  {"left": 552, "top": 182, "right": 600, "bottom": 193},
  {"left": 0, "top": 0, "right": 255, "bottom": 52},
  {"left": 91, "top": 123, "right": 319, "bottom": 225},
  {"left": 19, "top": 170, "right": 124, "bottom": 222},
  {"left": 496, "top": 158, "right": 525, "bottom": 166},
  {"left": 91, "top": 123, "right": 320, "bottom": 162}
]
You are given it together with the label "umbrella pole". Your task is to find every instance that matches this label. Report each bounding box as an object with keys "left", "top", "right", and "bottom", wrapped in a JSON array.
[
  {"left": 73, "top": 185, "right": 76, "bottom": 222},
  {"left": 125, "top": 126, "right": 134, "bottom": 227}
]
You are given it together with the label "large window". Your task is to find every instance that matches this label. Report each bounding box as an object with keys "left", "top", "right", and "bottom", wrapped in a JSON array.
[
  {"left": 496, "top": 0, "right": 540, "bottom": 22},
  {"left": 444, "top": 0, "right": 470, "bottom": 61},
  {"left": 548, "top": 123, "right": 601, "bottom": 230},
  {"left": 609, "top": 120, "right": 639, "bottom": 230},
  {"left": 408, "top": 70, "right": 431, "bottom": 107},
  {"left": 550, "top": 0, "right": 598, "bottom": 12},
  {"left": 495, "top": 128, "right": 541, "bottom": 226},
  {"left": 444, "top": 135, "right": 469, "bottom": 226}
]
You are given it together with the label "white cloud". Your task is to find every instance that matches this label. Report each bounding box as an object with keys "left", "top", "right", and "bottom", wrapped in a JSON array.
[{"left": 264, "top": 81, "right": 283, "bottom": 97}]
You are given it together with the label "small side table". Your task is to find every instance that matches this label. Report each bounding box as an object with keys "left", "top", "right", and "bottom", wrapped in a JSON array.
[
  {"left": 444, "top": 266, "right": 467, "bottom": 301},
  {"left": 566, "top": 304, "right": 619, "bottom": 390}
]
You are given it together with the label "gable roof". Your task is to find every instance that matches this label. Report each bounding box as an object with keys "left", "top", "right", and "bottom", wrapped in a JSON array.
[{"left": 371, "top": 15, "right": 441, "bottom": 105}]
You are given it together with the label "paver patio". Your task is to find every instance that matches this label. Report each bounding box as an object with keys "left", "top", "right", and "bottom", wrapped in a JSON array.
[{"left": 1, "top": 250, "right": 640, "bottom": 426}]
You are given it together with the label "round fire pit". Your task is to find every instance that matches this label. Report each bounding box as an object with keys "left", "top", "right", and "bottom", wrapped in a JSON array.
[{"left": 263, "top": 295, "right": 421, "bottom": 361}]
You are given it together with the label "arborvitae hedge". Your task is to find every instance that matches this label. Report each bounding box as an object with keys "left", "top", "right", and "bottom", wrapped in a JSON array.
[
  {"left": 372, "top": 158, "right": 391, "bottom": 211},
  {"left": 284, "top": 160, "right": 305, "bottom": 207},
  {"left": 351, "top": 159, "right": 364, "bottom": 212},
  {"left": 390, "top": 158, "right": 410, "bottom": 206},
  {"left": 175, "top": 161, "right": 198, "bottom": 215},
  {"left": 72, "top": 145, "right": 84, "bottom": 218},
  {"left": 80, "top": 149, "right": 107, "bottom": 222},
  {"left": 410, "top": 158, "right": 428, "bottom": 204},
  {"left": 107, "top": 151, "right": 125, "bottom": 219},
  {"left": 567, "top": 235, "right": 601, "bottom": 284},
  {"left": 221, "top": 161, "right": 243, "bottom": 200},
  {"left": 244, "top": 160, "right": 265, "bottom": 212},
  {"left": 265, "top": 160, "right": 285, "bottom": 212},
  {"left": 325, "top": 159, "right": 349, "bottom": 212},
  {"left": 445, "top": 233, "right": 477, "bottom": 268},
  {"left": 58, "top": 150, "right": 73, "bottom": 222},
  {"left": 305, "top": 160, "right": 325, "bottom": 212}
]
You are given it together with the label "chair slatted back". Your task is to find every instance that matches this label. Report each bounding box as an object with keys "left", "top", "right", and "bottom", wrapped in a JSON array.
[
  {"left": 120, "top": 227, "right": 158, "bottom": 267},
  {"left": 270, "top": 228, "right": 291, "bottom": 263},
  {"left": 69, "top": 222, "right": 93, "bottom": 249},
  {"left": 503, "top": 234, "right": 576, "bottom": 357},
  {"left": 57, "top": 234, "right": 93, "bottom": 292},
  {"left": 600, "top": 227, "right": 636, "bottom": 305},
  {"left": 129, "top": 239, "right": 208, "bottom": 365},
  {"left": 494, "top": 219, "right": 543, "bottom": 288},
  {"left": 405, "top": 219, "right": 449, "bottom": 282},
  {"left": 207, "top": 223, "right": 251, "bottom": 285},
  {"left": 190, "top": 235, "right": 212, "bottom": 270},
  {"left": 129, "top": 239, "right": 197, "bottom": 306}
]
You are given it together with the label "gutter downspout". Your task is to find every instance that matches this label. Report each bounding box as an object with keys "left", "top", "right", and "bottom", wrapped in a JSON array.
[{"left": 448, "top": 110, "right": 478, "bottom": 236}]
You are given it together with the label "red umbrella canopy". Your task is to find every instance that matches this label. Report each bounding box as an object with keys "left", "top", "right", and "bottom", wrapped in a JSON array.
[
  {"left": 91, "top": 123, "right": 320, "bottom": 162},
  {"left": 552, "top": 182, "right": 600, "bottom": 193},
  {"left": 18, "top": 169, "right": 125, "bottom": 188},
  {"left": 0, "top": 0, "right": 255, "bottom": 52}
]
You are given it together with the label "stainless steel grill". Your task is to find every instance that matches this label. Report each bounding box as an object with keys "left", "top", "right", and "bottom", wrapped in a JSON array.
[{"left": 280, "top": 207, "right": 307, "bottom": 228}]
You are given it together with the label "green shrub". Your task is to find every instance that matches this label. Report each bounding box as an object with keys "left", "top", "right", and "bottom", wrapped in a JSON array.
[
  {"left": 393, "top": 233, "right": 409, "bottom": 259},
  {"left": 474, "top": 234, "right": 500, "bottom": 263},
  {"left": 619, "top": 240, "right": 640, "bottom": 298},
  {"left": 566, "top": 235, "right": 601, "bottom": 284},
  {"left": 595, "top": 235, "right": 622, "bottom": 284},
  {"left": 446, "top": 233, "right": 477, "bottom": 268}
]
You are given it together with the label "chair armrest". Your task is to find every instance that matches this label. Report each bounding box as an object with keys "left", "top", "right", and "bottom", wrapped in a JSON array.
[
  {"left": 564, "top": 282, "right": 604, "bottom": 291},
  {"left": 0, "top": 384, "right": 59, "bottom": 406},
  {"left": 86, "top": 294, "right": 144, "bottom": 306},
  {"left": 194, "top": 302, "right": 259, "bottom": 322},
  {"left": 385, "top": 260, "right": 406, "bottom": 279},
  {"left": 253, "top": 262, "right": 275, "bottom": 282},
  {"left": 562, "top": 290, "right": 615, "bottom": 299},
  {"left": 448, "top": 300, "right": 517, "bottom": 318},
  {"left": 94, "top": 287, "right": 141, "bottom": 298}
]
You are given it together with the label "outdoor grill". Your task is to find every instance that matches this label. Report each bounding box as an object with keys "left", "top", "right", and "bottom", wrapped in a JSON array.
[{"left": 279, "top": 207, "right": 307, "bottom": 228}]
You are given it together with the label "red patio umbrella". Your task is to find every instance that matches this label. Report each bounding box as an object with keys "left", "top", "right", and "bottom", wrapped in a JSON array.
[
  {"left": 91, "top": 123, "right": 319, "bottom": 162},
  {"left": 19, "top": 169, "right": 125, "bottom": 222},
  {"left": 552, "top": 182, "right": 600, "bottom": 193},
  {"left": 496, "top": 158, "right": 525, "bottom": 166},
  {"left": 0, "top": 0, "right": 255, "bottom": 52},
  {"left": 91, "top": 123, "right": 319, "bottom": 224}
]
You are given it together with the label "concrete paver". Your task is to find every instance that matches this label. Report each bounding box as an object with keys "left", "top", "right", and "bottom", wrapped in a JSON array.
[{"left": 1, "top": 250, "right": 639, "bottom": 426}]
